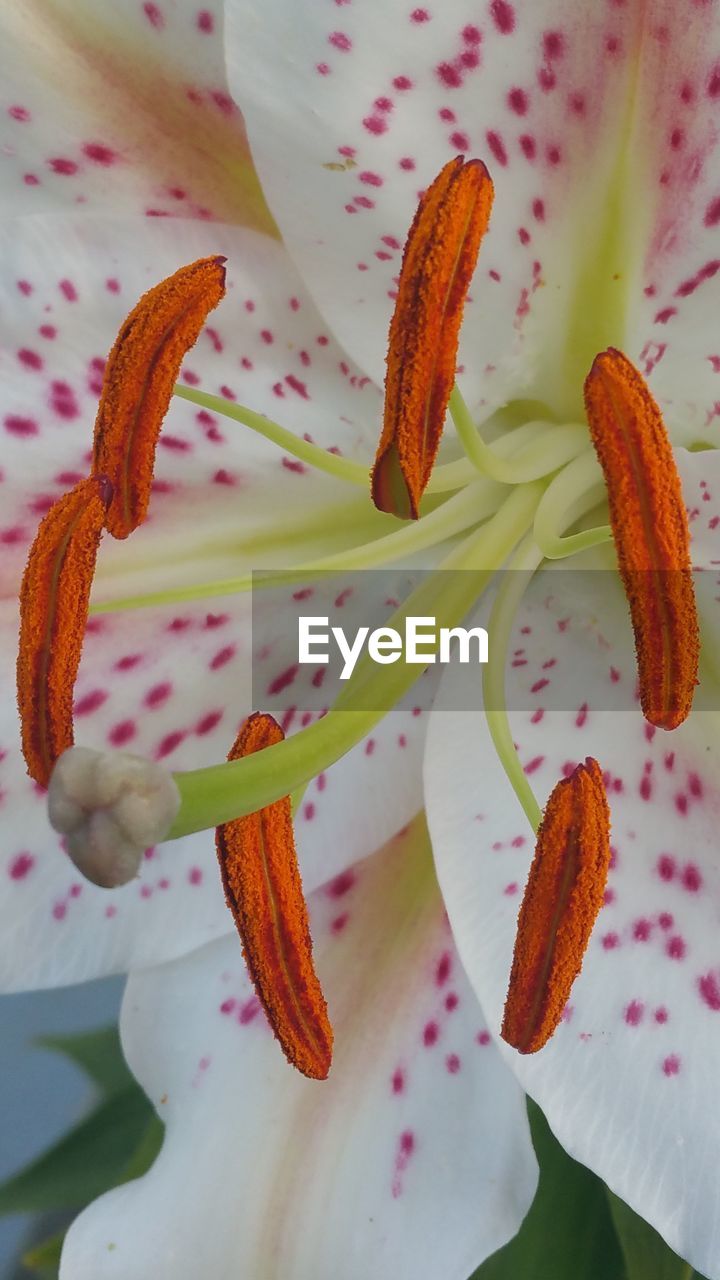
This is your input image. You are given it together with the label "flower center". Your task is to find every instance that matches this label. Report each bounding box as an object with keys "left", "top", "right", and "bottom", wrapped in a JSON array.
[{"left": 15, "top": 155, "right": 706, "bottom": 1064}]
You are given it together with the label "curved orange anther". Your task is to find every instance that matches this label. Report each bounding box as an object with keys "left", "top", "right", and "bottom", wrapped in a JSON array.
[
  {"left": 372, "top": 156, "right": 494, "bottom": 519},
  {"left": 93, "top": 256, "right": 226, "bottom": 539},
  {"left": 584, "top": 348, "right": 699, "bottom": 730},
  {"left": 17, "top": 476, "right": 111, "bottom": 787},
  {"left": 215, "top": 712, "right": 333, "bottom": 1080},
  {"left": 502, "top": 758, "right": 611, "bottom": 1055}
]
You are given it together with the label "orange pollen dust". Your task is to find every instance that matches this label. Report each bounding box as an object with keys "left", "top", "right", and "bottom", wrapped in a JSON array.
[
  {"left": 584, "top": 347, "right": 699, "bottom": 731},
  {"left": 215, "top": 712, "right": 333, "bottom": 1081},
  {"left": 501, "top": 757, "right": 611, "bottom": 1056},
  {"left": 92, "top": 256, "right": 226, "bottom": 540},
  {"left": 17, "top": 475, "right": 111, "bottom": 787},
  {"left": 371, "top": 155, "right": 494, "bottom": 520}
]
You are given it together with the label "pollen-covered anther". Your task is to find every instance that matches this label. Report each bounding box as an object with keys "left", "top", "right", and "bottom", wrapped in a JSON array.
[
  {"left": 215, "top": 712, "right": 333, "bottom": 1081},
  {"left": 92, "top": 255, "right": 226, "bottom": 539},
  {"left": 584, "top": 347, "right": 699, "bottom": 730},
  {"left": 48, "top": 746, "right": 181, "bottom": 889},
  {"left": 17, "top": 475, "right": 111, "bottom": 788},
  {"left": 501, "top": 757, "right": 611, "bottom": 1055},
  {"left": 372, "top": 155, "right": 494, "bottom": 519}
]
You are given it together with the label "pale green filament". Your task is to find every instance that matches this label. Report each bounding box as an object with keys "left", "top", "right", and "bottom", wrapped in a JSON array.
[
  {"left": 177, "top": 383, "right": 477, "bottom": 493},
  {"left": 483, "top": 535, "right": 544, "bottom": 832},
  {"left": 449, "top": 385, "right": 587, "bottom": 483},
  {"left": 484, "top": 468, "right": 619, "bottom": 831},
  {"left": 92, "top": 419, "right": 550, "bottom": 615},
  {"left": 533, "top": 451, "right": 611, "bottom": 559},
  {"left": 92, "top": 475, "right": 506, "bottom": 612},
  {"left": 168, "top": 482, "right": 543, "bottom": 838}
]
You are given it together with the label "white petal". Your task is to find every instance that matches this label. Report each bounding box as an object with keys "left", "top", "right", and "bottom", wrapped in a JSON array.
[
  {"left": 61, "top": 820, "right": 537, "bottom": 1280},
  {"left": 0, "top": 215, "right": 428, "bottom": 988},
  {"left": 425, "top": 462, "right": 720, "bottom": 1276},
  {"left": 0, "top": 0, "right": 271, "bottom": 230},
  {"left": 227, "top": 0, "right": 720, "bottom": 432}
]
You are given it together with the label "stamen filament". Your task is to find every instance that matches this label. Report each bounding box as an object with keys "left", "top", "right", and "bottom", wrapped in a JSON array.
[
  {"left": 168, "top": 483, "right": 542, "bottom": 838},
  {"left": 90, "top": 475, "right": 504, "bottom": 612},
  {"left": 216, "top": 713, "right": 332, "bottom": 1080},
  {"left": 483, "top": 535, "right": 544, "bottom": 832},
  {"left": 449, "top": 385, "right": 587, "bottom": 484},
  {"left": 174, "top": 383, "right": 372, "bottom": 487},
  {"left": 174, "top": 384, "right": 539, "bottom": 495},
  {"left": 18, "top": 477, "right": 110, "bottom": 786},
  {"left": 93, "top": 258, "right": 226, "bottom": 539},
  {"left": 90, "top": 420, "right": 549, "bottom": 616},
  {"left": 584, "top": 348, "right": 699, "bottom": 730},
  {"left": 501, "top": 757, "right": 611, "bottom": 1054},
  {"left": 533, "top": 451, "right": 612, "bottom": 560},
  {"left": 484, "top": 475, "right": 616, "bottom": 827}
]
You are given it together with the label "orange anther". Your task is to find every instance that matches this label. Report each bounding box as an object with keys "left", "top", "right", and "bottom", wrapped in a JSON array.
[
  {"left": 372, "top": 156, "right": 494, "bottom": 519},
  {"left": 584, "top": 348, "right": 699, "bottom": 730},
  {"left": 17, "top": 476, "right": 111, "bottom": 787},
  {"left": 501, "top": 758, "right": 611, "bottom": 1055},
  {"left": 92, "top": 256, "right": 226, "bottom": 539},
  {"left": 215, "top": 712, "right": 333, "bottom": 1080}
]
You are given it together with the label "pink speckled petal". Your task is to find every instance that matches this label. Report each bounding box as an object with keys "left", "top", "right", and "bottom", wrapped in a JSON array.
[
  {"left": 424, "top": 452, "right": 720, "bottom": 1278},
  {"left": 60, "top": 821, "right": 537, "bottom": 1280},
  {"left": 0, "top": 217, "right": 429, "bottom": 989},
  {"left": 0, "top": 0, "right": 272, "bottom": 232},
  {"left": 227, "top": 0, "right": 720, "bottom": 436}
]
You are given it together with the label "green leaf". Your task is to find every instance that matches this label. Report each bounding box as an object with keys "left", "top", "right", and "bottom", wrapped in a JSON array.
[
  {"left": 22, "top": 1230, "right": 64, "bottom": 1279},
  {"left": 608, "top": 1192, "right": 706, "bottom": 1280},
  {"left": 0, "top": 1087, "right": 154, "bottom": 1215},
  {"left": 117, "top": 1112, "right": 164, "bottom": 1183},
  {"left": 473, "top": 1101, "right": 626, "bottom": 1280},
  {"left": 35, "top": 1026, "right": 134, "bottom": 1097}
]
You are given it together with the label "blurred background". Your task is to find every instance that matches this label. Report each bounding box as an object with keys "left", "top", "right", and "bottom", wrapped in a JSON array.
[{"left": 0, "top": 979, "right": 122, "bottom": 1278}]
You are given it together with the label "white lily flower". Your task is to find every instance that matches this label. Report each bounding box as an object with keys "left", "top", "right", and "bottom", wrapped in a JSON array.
[
  {"left": 0, "top": 4, "right": 537, "bottom": 1277},
  {"left": 4, "top": 0, "right": 720, "bottom": 1276}
]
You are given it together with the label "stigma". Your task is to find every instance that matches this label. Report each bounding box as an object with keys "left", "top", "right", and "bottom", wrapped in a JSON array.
[{"left": 48, "top": 746, "right": 181, "bottom": 889}]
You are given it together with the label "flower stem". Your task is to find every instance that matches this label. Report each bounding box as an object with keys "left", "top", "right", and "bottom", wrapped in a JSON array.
[{"left": 168, "top": 482, "right": 543, "bottom": 838}]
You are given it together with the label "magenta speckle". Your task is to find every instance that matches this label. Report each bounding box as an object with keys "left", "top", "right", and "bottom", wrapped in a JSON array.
[
  {"left": 329, "top": 30, "right": 352, "bottom": 51},
  {"left": 698, "top": 971, "right": 720, "bottom": 1011},
  {"left": 9, "top": 853, "right": 35, "bottom": 881},
  {"left": 74, "top": 688, "right": 108, "bottom": 716},
  {"left": 188, "top": 867, "right": 203, "bottom": 887},
  {"left": 662, "top": 1054, "right": 681, "bottom": 1077},
  {"left": 490, "top": 0, "right": 515, "bottom": 33},
  {"left": 210, "top": 645, "right": 236, "bottom": 671},
  {"left": 624, "top": 1000, "right": 644, "bottom": 1026},
  {"left": 666, "top": 931, "right": 686, "bottom": 962},
  {"left": 435, "top": 951, "right": 452, "bottom": 986},
  {"left": 326, "top": 869, "right": 356, "bottom": 898},
  {"left": 657, "top": 853, "right": 676, "bottom": 882},
  {"left": 423, "top": 1020, "right": 439, "bottom": 1047},
  {"left": 486, "top": 130, "right": 508, "bottom": 166}
]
